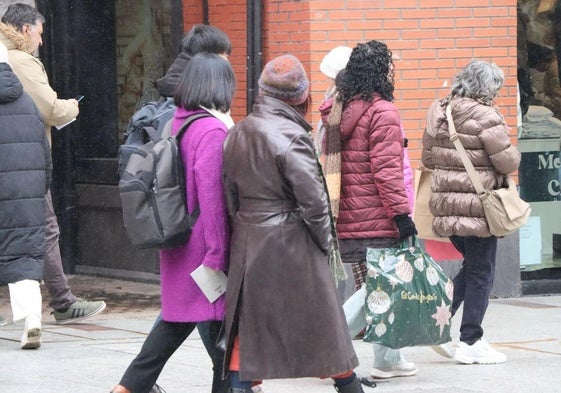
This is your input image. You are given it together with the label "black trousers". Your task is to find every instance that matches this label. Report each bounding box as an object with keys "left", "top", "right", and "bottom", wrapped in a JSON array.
[
  {"left": 449, "top": 235, "right": 498, "bottom": 345},
  {"left": 119, "top": 317, "right": 228, "bottom": 393}
]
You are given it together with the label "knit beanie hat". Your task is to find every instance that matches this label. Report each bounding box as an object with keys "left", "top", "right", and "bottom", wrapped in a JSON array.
[
  {"left": 258, "top": 54, "right": 309, "bottom": 105},
  {"left": 320, "top": 46, "right": 352, "bottom": 79},
  {"left": 0, "top": 42, "right": 8, "bottom": 64}
]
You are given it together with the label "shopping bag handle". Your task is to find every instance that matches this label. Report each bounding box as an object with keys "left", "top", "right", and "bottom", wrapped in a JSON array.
[{"left": 400, "top": 234, "right": 419, "bottom": 249}]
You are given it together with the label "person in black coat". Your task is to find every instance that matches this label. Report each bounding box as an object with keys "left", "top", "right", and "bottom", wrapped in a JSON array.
[
  {"left": 0, "top": 42, "right": 50, "bottom": 349},
  {"left": 155, "top": 24, "right": 232, "bottom": 98}
]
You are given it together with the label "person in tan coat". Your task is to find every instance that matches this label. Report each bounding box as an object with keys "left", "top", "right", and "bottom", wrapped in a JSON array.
[
  {"left": 0, "top": 6, "right": 77, "bottom": 143},
  {"left": 422, "top": 60, "right": 521, "bottom": 365},
  {"left": 0, "top": 3, "right": 106, "bottom": 324}
]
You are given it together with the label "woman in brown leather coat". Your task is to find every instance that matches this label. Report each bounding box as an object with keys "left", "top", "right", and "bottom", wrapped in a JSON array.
[
  {"left": 222, "top": 54, "right": 362, "bottom": 393},
  {"left": 423, "top": 60, "right": 521, "bottom": 365}
]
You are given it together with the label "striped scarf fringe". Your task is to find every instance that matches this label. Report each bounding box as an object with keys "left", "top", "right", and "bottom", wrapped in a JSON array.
[
  {"left": 318, "top": 108, "right": 348, "bottom": 286},
  {"left": 328, "top": 238, "right": 347, "bottom": 284}
]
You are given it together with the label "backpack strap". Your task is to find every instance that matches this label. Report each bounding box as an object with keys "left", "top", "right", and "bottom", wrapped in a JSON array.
[
  {"left": 175, "top": 112, "right": 214, "bottom": 143},
  {"left": 175, "top": 111, "right": 214, "bottom": 221},
  {"left": 143, "top": 125, "right": 162, "bottom": 143},
  {"left": 161, "top": 119, "right": 173, "bottom": 139}
]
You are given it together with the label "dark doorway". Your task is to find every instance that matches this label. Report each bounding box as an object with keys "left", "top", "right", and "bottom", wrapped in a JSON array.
[
  {"left": 36, "top": 0, "right": 118, "bottom": 272},
  {"left": 35, "top": 0, "right": 183, "bottom": 276}
]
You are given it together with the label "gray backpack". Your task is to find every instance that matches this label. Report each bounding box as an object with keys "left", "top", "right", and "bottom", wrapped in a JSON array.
[
  {"left": 117, "top": 98, "right": 177, "bottom": 179},
  {"left": 118, "top": 112, "right": 212, "bottom": 249}
]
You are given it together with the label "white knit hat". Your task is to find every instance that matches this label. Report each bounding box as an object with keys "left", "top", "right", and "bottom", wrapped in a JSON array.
[
  {"left": 319, "top": 45, "right": 352, "bottom": 79},
  {"left": 0, "top": 42, "right": 8, "bottom": 64}
]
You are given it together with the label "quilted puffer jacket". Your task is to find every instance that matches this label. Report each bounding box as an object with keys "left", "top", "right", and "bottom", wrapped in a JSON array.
[
  {"left": 0, "top": 62, "right": 50, "bottom": 285},
  {"left": 422, "top": 97, "right": 521, "bottom": 237},
  {"left": 334, "top": 96, "right": 411, "bottom": 239}
]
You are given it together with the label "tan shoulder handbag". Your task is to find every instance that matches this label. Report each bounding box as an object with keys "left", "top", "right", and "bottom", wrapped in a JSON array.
[
  {"left": 445, "top": 105, "right": 531, "bottom": 237},
  {"left": 413, "top": 165, "right": 449, "bottom": 242}
]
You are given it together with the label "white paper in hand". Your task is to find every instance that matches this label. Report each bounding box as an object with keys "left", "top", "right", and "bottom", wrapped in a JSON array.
[
  {"left": 190, "top": 265, "right": 227, "bottom": 303},
  {"left": 55, "top": 118, "right": 76, "bottom": 130}
]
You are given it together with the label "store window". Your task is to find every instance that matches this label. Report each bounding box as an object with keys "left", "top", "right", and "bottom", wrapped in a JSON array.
[{"left": 518, "top": 0, "right": 561, "bottom": 270}]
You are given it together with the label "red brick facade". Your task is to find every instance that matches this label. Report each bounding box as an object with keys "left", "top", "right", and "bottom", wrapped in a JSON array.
[{"left": 185, "top": 0, "right": 518, "bottom": 165}]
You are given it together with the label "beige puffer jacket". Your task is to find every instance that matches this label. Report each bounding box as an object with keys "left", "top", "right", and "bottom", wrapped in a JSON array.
[{"left": 422, "top": 97, "right": 521, "bottom": 237}]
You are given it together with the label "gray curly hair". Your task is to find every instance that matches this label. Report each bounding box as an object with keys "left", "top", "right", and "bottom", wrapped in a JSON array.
[{"left": 450, "top": 60, "right": 504, "bottom": 102}]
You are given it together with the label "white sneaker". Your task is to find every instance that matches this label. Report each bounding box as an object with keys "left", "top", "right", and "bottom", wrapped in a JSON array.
[
  {"left": 370, "top": 360, "right": 418, "bottom": 379},
  {"left": 453, "top": 339, "right": 506, "bottom": 364},
  {"left": 431, "top": 342, "right": 455, "bottom": 358},
  {"left": 21, "top": 315, "right": 41, "bottom": 349}
]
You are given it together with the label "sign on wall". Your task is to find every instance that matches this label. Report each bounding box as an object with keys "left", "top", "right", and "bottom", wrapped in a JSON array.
[{"left": 519, "top": 151, "right": 561, "bottom": 202}]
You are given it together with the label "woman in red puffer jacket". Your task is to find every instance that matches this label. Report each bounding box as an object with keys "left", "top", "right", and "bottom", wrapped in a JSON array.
[{"left": 322, "top": 40, "right": 418, "bottom": 380}]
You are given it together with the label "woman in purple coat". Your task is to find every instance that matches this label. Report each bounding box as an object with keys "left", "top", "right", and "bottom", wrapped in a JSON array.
[{"left": 111, "top": 53, "right": 235, "bottom": 393}]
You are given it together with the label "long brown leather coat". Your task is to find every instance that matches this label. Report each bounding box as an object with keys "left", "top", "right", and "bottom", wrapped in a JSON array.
[
  {"left": 222, "top": 95, "right": 358, "bottom": 380},
  {"left": 422, "top": 97, "right": 521, "bottom": 237}
]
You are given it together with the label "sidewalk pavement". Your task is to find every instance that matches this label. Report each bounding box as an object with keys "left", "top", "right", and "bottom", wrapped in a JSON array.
[{"left": 1, "top": 275, "right": 561, "bottom": 393}]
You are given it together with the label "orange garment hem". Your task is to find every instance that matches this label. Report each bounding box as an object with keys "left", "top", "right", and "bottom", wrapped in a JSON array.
[{"left": 230, "top": 336, "right": 353, "bottom": 381}]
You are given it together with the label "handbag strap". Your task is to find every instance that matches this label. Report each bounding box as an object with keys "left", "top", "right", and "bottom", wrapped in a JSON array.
[{"left": 445, "top": 104, "right": 487, "bottom": 196}]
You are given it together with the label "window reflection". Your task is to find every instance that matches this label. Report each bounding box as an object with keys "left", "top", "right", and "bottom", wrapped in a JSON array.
[
  {"left": 519, "top": 0, "right": 561, "bottom": 122},
  {"left": 518, "top": 0, "right": 561, "bottom": 270}
]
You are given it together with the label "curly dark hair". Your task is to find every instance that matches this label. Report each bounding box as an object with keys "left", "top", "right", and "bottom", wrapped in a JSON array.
[{"left": 336, "top": 40, "right": 395, "bottom": 104}]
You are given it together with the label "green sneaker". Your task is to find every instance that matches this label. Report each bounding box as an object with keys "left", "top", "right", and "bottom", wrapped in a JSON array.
[
  {"left": 0, "top": 315, "right": 8, "bottom": 326},
  {"left": 52, "top": 299, "right": 106, "bottom": 324}
]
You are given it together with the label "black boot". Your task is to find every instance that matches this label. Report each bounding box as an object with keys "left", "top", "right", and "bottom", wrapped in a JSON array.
[
  {"left": 334, "top": 376, "right": 368, "bottom": 393},
  {"left": 149, "top": 384, "right": 166, "bottom": 393},
  {"left": 213, "top": 377, "right": 230, "bottom": 393}
]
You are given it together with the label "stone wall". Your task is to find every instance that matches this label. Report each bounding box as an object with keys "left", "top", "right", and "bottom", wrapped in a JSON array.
[{"left": 115, "top": 0, "right": 173, "bottom": 139}]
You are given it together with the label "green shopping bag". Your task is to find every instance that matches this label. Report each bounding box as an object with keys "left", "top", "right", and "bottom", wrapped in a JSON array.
[{"left": 363, "top": 240, "right": 453, "bottom": 349}]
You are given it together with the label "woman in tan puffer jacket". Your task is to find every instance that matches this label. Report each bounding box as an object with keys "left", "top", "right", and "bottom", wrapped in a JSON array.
[{"left": 422, "top": 60, "right": 520, "bottom": 365}]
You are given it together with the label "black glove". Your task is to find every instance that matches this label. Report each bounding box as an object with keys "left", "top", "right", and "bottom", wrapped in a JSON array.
[{"left": 394, "top": 214, "right": 417, "bottom": 240}]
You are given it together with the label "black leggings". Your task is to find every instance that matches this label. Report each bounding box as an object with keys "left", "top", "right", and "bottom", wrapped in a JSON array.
[{"left": 119, "top": 317, "right": 228, "bottom": 393}]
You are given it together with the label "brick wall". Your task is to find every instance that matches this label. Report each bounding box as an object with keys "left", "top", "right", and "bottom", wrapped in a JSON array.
[
  {"left": 186, "top": 1, "right": 517, "bottom": 166},
  {"left": 184, "top": 0, "right": 248, "bottom": 120},
  {"left": 205, "top": 0, "right": 517, "bottom": 167}
]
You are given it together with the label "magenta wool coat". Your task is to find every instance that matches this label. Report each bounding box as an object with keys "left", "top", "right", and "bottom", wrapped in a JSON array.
[{"left": 159, "top": 107, "right": 230, "bottom": 322}]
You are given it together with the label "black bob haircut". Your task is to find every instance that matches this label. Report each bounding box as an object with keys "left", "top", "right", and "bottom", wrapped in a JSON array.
[{"left": 174, "top": 53, "right": 235, "bottom": 112}]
